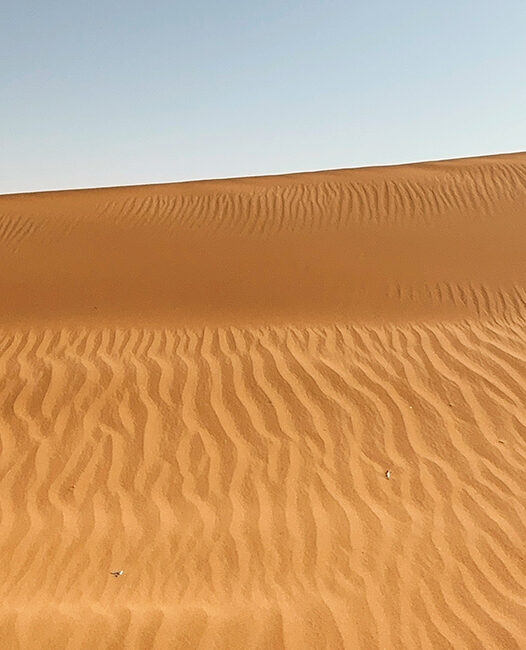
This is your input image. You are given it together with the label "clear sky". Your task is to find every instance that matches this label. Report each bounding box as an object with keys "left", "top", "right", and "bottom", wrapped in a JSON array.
[{"left": 2, "top": 1, "right": 526, "bottom": 194}]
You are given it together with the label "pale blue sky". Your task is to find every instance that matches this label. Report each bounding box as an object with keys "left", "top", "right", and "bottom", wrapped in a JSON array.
[{"left": 1, "top": 1, "right": 526, "bottom": 194}]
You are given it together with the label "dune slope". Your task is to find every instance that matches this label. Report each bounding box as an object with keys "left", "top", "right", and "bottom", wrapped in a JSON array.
[{"left": 1, "top": 152, "right": 526, "bottom": 648}]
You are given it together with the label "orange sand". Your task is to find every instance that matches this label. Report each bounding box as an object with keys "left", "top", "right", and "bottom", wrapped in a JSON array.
[{"left": 1, "top": 152, "right": 526, "bottom": 647}]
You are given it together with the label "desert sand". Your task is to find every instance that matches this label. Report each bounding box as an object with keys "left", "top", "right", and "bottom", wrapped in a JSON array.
[{"left": 1, "top": 152, "right": 526, "bottom": 648}]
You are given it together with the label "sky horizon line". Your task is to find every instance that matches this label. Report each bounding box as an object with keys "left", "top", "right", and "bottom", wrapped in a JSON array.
[{"left": 2, "top": 148, "right": 525, "bottom": 198}]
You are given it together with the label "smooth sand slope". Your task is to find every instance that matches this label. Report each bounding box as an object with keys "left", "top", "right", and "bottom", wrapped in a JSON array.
[{"left": 1, "top": 152, "right": 526, "bottom": 648}]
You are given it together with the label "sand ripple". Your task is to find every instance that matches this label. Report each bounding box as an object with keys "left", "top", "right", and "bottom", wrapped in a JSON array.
[{"left": 0, "top": 321, "right": 525, "bottom": 647}]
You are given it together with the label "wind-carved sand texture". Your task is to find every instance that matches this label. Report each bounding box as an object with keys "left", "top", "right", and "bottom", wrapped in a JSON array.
[{"left": 1, "top": 152, "right": 526, "bottom": 648}]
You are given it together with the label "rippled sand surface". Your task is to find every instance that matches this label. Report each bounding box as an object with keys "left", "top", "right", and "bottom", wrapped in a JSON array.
[{"left": 1, "top": 153, "right": 526, "bottom": 648}]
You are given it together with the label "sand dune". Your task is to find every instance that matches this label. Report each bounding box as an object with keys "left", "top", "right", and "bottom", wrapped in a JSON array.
[{"left": 1, "top": 153, "right": 526, "bottom": 648}]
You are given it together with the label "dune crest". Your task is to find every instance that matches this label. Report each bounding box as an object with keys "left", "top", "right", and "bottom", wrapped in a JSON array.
[{"left": 1, "top": 153, "right": 526, "bottom": 648}]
